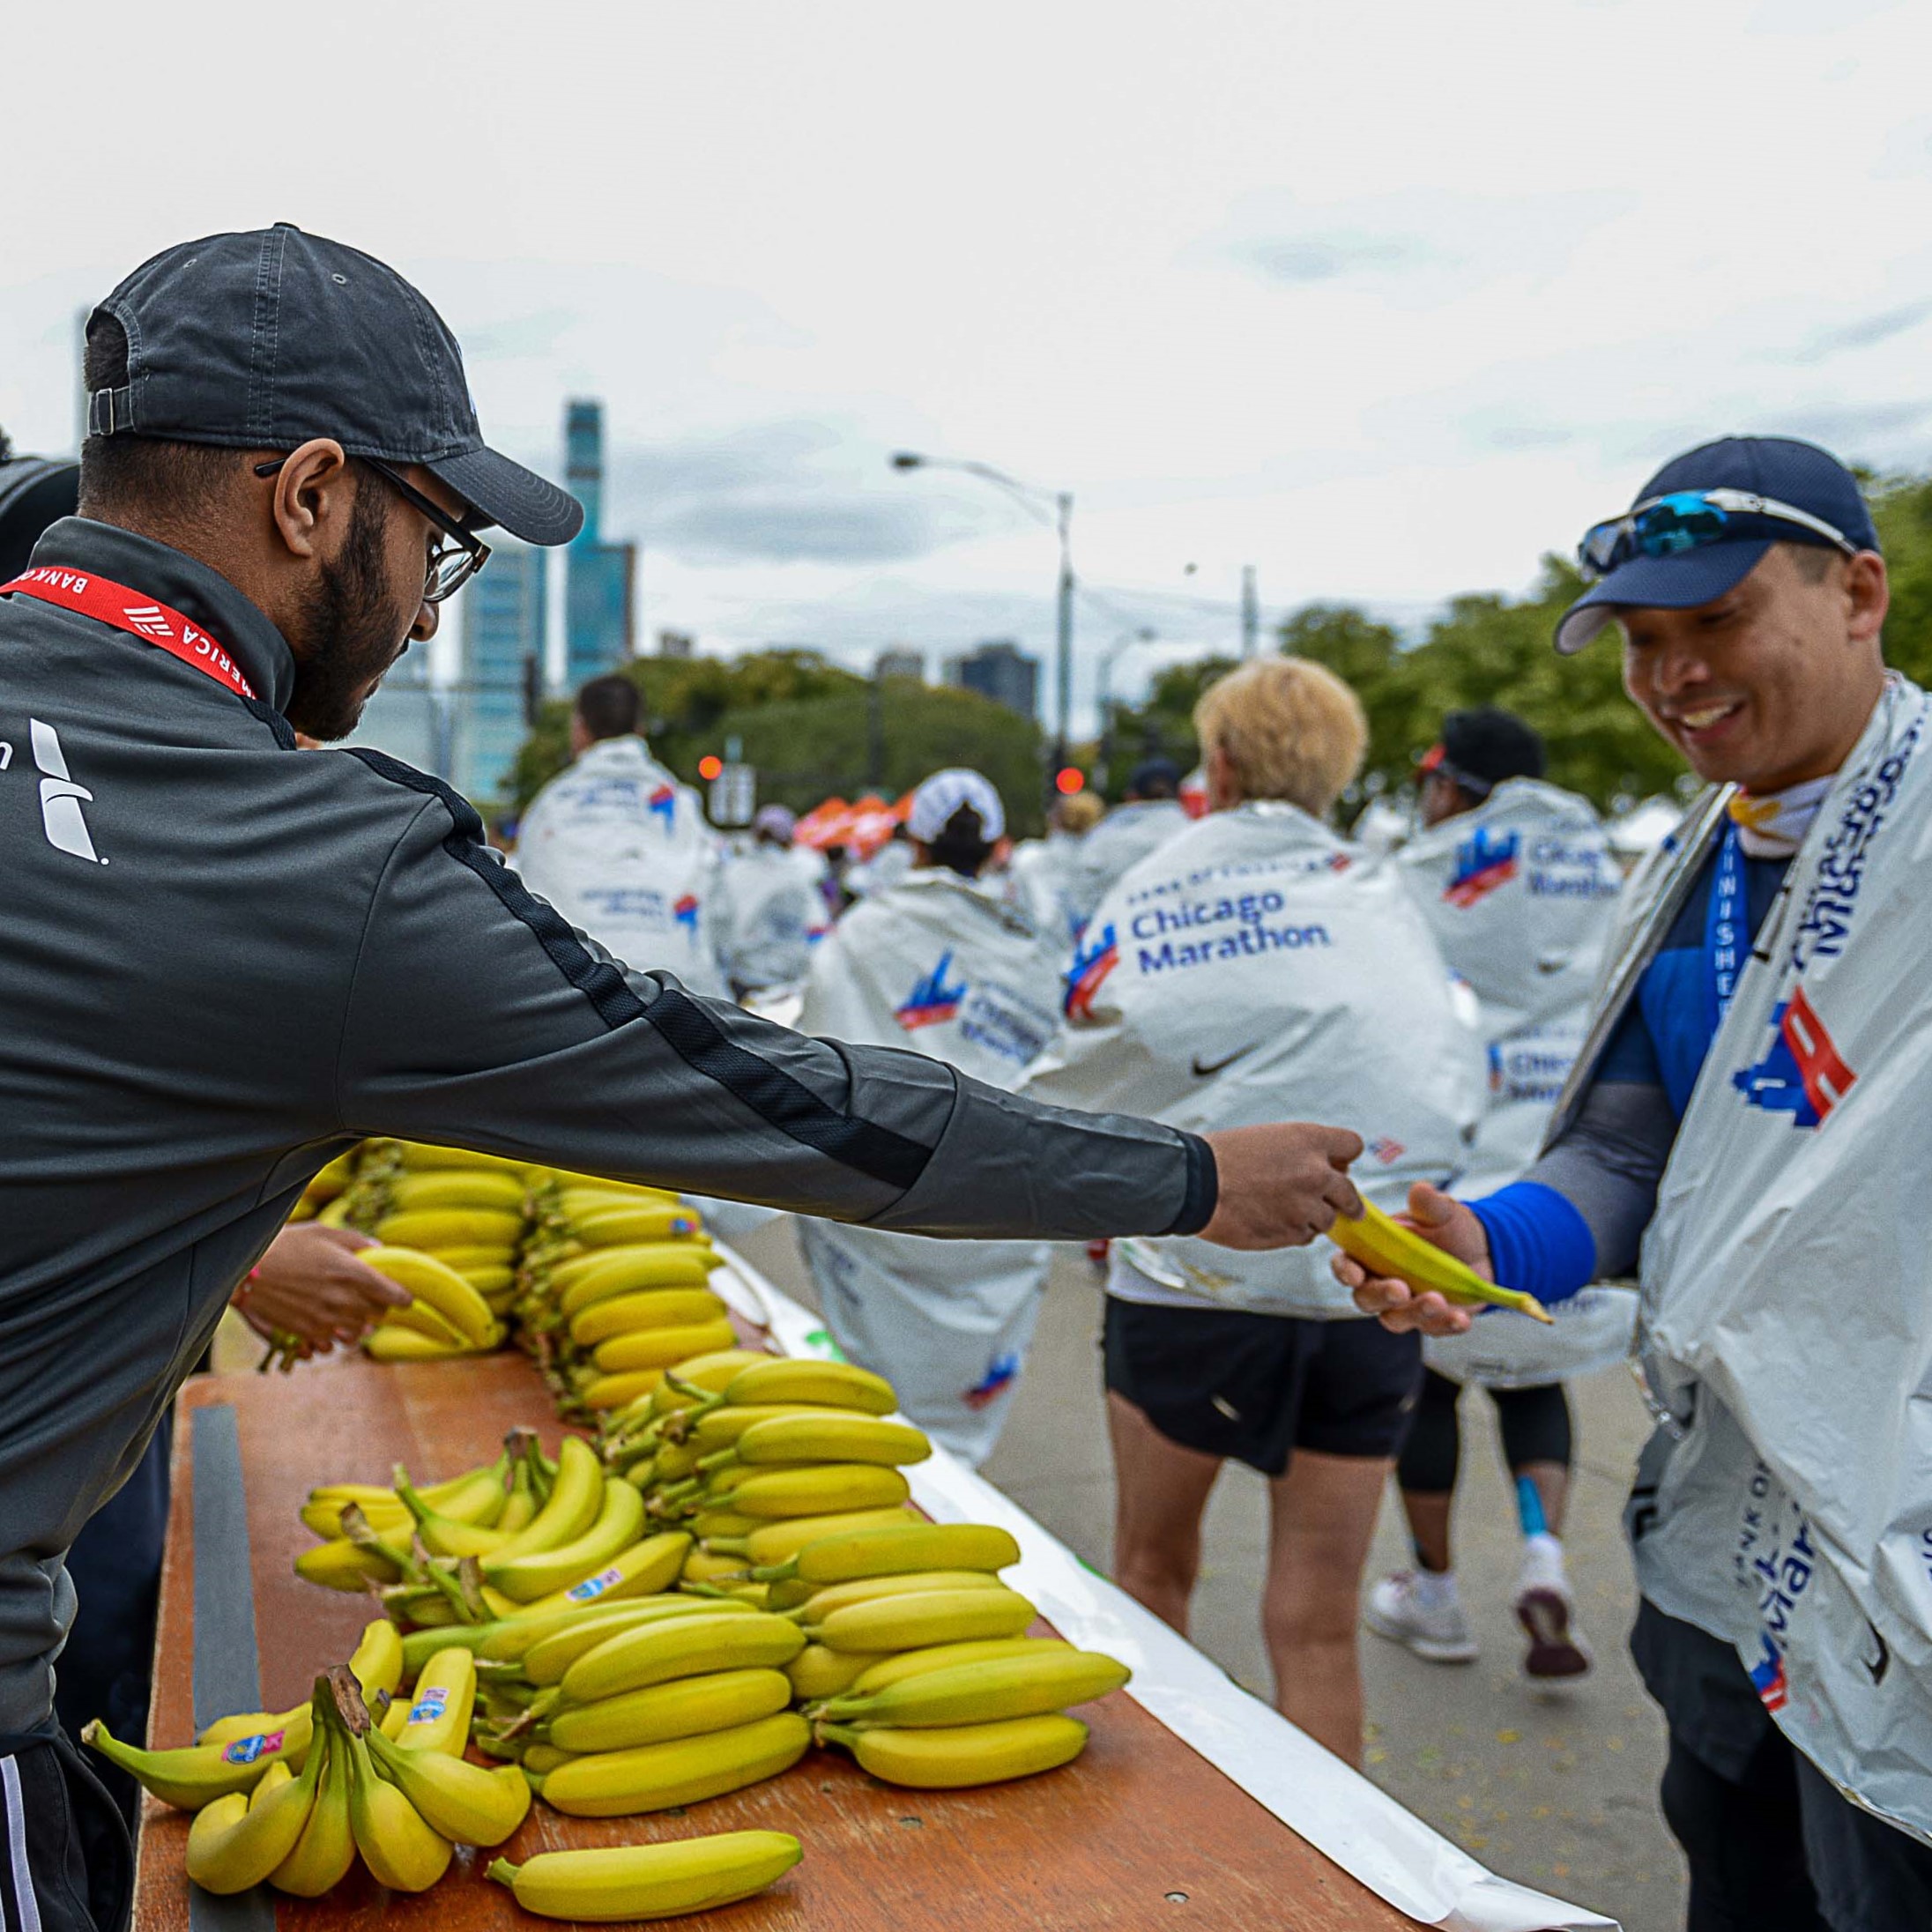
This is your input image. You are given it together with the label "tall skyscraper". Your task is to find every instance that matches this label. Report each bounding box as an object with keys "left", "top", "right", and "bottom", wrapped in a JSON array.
[
  {"left": 457, "top": 543, "right": 547, "bottom": 806},
  {"left": 946, "top": 640, "right": 1038, "bottom": 720},
  {"left": 562, "top": 399, "right": 636, "bottom": 691}
]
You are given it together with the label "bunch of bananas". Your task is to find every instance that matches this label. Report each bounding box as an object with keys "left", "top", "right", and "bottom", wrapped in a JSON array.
[{"left": 287, "top": 1149, "right": 357, "bottom": 1225}]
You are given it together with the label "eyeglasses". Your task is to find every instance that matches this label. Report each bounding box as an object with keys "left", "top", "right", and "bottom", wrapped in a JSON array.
[
  {"left": 1578, "top": 487, "right": 1858, "bottom": 583},
  {"left": 252, "top": 454, "right": 491, "bottom": 602}
]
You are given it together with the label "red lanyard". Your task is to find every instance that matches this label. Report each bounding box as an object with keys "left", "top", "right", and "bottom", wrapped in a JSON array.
[{"left": 2, "top": 564, "right": 257, "bottom": 700}]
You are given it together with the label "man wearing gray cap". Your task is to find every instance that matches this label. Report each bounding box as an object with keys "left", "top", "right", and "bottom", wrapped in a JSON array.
[
  {"left": 0, "top": 226, "right": 1361, "bottom": 1928},
  {"left": 1342, "top": 435, "right": 1932, "bottom": 1928}
]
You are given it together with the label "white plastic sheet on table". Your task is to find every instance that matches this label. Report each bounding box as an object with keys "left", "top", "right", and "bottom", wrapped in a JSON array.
[{"left": 704, "top": 1236, "right": 1619, "bottom": 1932}]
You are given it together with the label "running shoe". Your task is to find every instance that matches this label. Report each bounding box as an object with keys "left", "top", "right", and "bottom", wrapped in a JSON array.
[
  {"left": 1364, "top": 1572, "right": 1480, "bottom": 1663},
  {"left": 1513, "top": 1542, "right": 1592, "bottom": 1681}
]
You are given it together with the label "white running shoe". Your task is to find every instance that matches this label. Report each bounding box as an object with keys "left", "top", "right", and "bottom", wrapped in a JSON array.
[
  {"left": 1512, "top": 1542, "right": 1592, "bottom": 1681},
  {"left": 1364, "top": 1572, "right": 1480, "bottom": 1663}
]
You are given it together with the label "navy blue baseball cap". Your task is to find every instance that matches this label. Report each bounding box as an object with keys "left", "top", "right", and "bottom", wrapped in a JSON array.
[
  {"left": 1554, "top": 435, "right": 1879, "bottom": 655},
  {"left": 85, "top": 223, "right": 582, "bottom": 546}
]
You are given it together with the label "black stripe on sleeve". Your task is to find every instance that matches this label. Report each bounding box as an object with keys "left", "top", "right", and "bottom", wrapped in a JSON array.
[{"left": 346, "top": 748, "right": 933, "bottom": 1193}]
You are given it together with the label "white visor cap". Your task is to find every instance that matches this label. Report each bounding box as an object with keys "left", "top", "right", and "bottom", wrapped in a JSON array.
[{"left": 906, "top": 768, "right": 1006, "bottom": 844}]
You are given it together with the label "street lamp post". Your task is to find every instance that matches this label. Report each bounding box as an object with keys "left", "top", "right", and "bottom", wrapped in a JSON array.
[
  {"left": 1095, "top": 626, "right": 1156, "bottom": 796},
  {"left": 891, "top": 450, "right": 1076, "bottom": 788}
]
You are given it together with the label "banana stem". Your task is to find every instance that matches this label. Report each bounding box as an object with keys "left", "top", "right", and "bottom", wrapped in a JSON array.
[
  {"left": 704, "top": 1537, "right": 752, "bottom": 1557},
  {"left": 328, "top": 1664, "right": 373, "bottom": 1736},
  {"left": 486, "top": 1857, "right": 520, "bottom": 1884}
]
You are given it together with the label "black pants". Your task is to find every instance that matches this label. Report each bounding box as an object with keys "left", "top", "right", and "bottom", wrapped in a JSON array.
[
  {"left": 0, "top": 1728, "right": 135, "bottom": 1932},
  {"left": 1395, "top": 1366, "right": 1572, "bottom": 1495}
]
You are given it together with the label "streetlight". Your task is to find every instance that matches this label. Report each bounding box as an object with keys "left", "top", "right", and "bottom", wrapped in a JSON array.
[
  {"left": 890, "top": 450, "right": 1075, "bottom": 784},
  {"left": 1096, "top": 626, "right": 1156, "bottom": 795}
]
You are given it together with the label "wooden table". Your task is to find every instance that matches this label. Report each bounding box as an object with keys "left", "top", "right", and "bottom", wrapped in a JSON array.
[{"left": 138, "top": 1357, "right": 1415, "bottom": 1930}]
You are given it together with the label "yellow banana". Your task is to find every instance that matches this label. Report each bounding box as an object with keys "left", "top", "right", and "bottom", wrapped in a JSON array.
[
  {"left": 364, "top": 1723, "right": 531, "bottom": 1846},
  {"left": 490, "top": 1435, "right": 605, "bottom": 1560},
  {"left": 556, "top": 1183, "right": 680, "bottom": 1221},
  {"left": 649, "top": 1350, "right": 773, "bottom": 1414},
  {"left": 315, "top": 1194, "right": 353, "bottom": 1227},
  {"left": 383, "top": 1299, "right": 472, "bottom": 1347},
  {"left": 680, "top": 1547, "right": 756, "bottom": 1586},
  {"left": 520, "top": 1742, "right": 577, "bottom": 1777},
  {"left": 309, "top": 1148, "right": 360, "bottom": 1192},
  {"left": 784, "top": 1645, "right": 881, "bottom": 1701},
  {"left": 530, "top": 1713, "right": 809, "bottom": 1817},
  {"left": 801, "top": 1586, "right": 1038, "bottom": 1654},
  {"left": 756, "top": 1520, "right": 1021, "bottom": 1586},
  {"left": 484, "top": 1480, "right": 649, "bottom": 1602},
  {"left": 199, "top": 1618, "right": 402, "bottom": 1749},
  {"left": 488, "top": 1830, "right": 803, "bottom": 1919},
  {"left": 679, "top": 1402, "right": 845, "bottom": 1453},
  {"left": 815, "top": 1713, "right": 1087, "bottom": 1788},
  {"left": 268, "top": 1728, "right": 356, "bottom": 1896},
  {"left": 559, "top": 1611, "right": 805, "bottom": 1706},
  {"left": 345, "top": 1728, "right": 451, "bottom": 1892},
  {"left": 720, "top": 1357, "right": 896, "bottom": 1414},
  {"left": 376, "top": 1206, "right": 524, "bottom": 1251},
  {"left": 294, "top": 1537, "right": 399, "bottom": 1591},
  {"left": 299, "top": 1494, "right": 410, "bottom": 1540},
  {"left": 771, "top": 1568, "right": 1009, "bottom": 1618},
  {"left": 555, "top": 1247, "right": 720, "bottom": 1317},
  {"left": 717, "top": 1413, "right": 931, "bottom": 1470},
  {"left": 710, "top": 1507, "right": 920, "bottom": 1569},
  {"left": 386, "top": 1169, "right": 528, "bottom": 1215},
  {"left": 568, "top": 1202, "right": 704, "bottom": 1248},
  {"left": 394, "top": 1647, "right": 476, "bottom": 1755},
  {"left": 392, "top": 1141, "right": 528, "bottom": 1174},
  {"left": 396, "top": 1475, "right": 513, "bottom": 1558},
  {"left": 183, "top": 1755, "right": 319, "bottom": 1895},
  {"left": 812, "top": 1648, "right": 1129, "bottom": 1727},
  {"left": 591, "top": 1319, "right": 741, "bottom": 1378},
  {"left": 365, "top": 1323, "right": 499, "bottom": 1363},
  {"left": 850, "top": 1636, "right": 1074, "bottom": 1696},
  {"left": 360, "top": 1245, "right": 498, "bottom": 1347},
  {"left": 1330, "top": 1200, "right": 1553, "bottom": 1321},
  {"left": 426, "top": 1242, "right": 519, "bottom": 1274},
  {"left": 520, "top": 1596, "right": 760, "bottom": 1686},
  {"left": 543, "top": 1666, "right": 792, "bottom": 1755},
  {"left": 568, "top": 1288, "right": 730, "bottom": 1351},
  {"left": 578, "top": 1368, "right": 669, "bottom": 1410},
  {"left": 467, "top": 1267, "right": 517, "bottom": 1297},
  {"left": 83, "top": 1713, "right": 308, "bottom": 1809},
  {"left": 709, "top": 1463, "right": 910, "bottom": 1520},
  {"left": 511, "top": 1529, "right": 692, "bottom": 1618},
  {"left": 689, "top": 1509, "right": 762, "bottom": 1542}
]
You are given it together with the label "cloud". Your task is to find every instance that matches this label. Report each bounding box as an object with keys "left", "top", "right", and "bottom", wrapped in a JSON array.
[
  {"left": 462, "top": 308, "right": 582, "bottom": 360},
  {"left": 650, "top": 494, "right": 951, "bottom": 566},
  {"left": 1786, "top": 301, "right": 1932, "bottom": 363},
  {"left": 1769, "top": 398, "right": 1932, "bottom": 445},
  {"left": 1231, "top": 234, "right": 1438, "bottom": 285}
]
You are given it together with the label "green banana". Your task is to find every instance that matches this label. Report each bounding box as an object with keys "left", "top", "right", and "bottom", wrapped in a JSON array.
[
  {"left": 812, "top": 1648, "right": 1129, "bottom": 1727},
  {"left": 558, "top": 1611, "right": 805, "bottom": 1706},
  {"left": 801, "top": 1586, "right": 1038, "bottom": 1654},
  {"left": 531, "top": 1713, "right": 810, "bottom": 1817},
  {"left": 488, "top": 1830, "right": 802, "bottom": 1921},
  {"left": 817, "top": 1713, "right": 1089, "bottom": 1787}
]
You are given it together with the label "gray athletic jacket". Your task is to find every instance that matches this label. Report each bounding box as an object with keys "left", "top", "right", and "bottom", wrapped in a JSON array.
[{"left": 0, "top": 518, "right": 1215, "bottom": 1735}]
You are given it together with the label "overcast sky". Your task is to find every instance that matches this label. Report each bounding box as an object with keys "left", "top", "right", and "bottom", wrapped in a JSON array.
[{"left": 7, "top": 0, "right": 1929, "bottom": 730}]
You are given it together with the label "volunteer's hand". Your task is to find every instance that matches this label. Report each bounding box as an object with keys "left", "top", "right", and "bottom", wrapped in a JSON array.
[
  {"left": 1197, "top": 1123, "right": 1364, "bottom": 1251},
  {"left": 234, "top": 1222, "right": 410, "bottom": 1357},
  {"left": 1332, "top": 1181, "right": 1486, "bottom": 1337}
]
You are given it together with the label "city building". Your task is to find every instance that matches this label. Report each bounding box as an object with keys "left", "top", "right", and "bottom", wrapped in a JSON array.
[
  {"left": 657, "top": 629, "right": 695, "bottom": 659},
  {"left": 563, "top": 398, "right": 636, "bottom": 690},
  {"left": 455, "top": 543, "right": 547, "bottom": 806},
  {"left": 946, "top": 639, "right": 1038, "bottom": 719},
  {"left": 875, "top": 647, "right": 925, "bottom": 682},
  {"left": 346, "top": 647, "right": 448, "bottom": 777}
]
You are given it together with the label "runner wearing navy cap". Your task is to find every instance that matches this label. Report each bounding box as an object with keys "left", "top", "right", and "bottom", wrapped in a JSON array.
[{"left": 1341, "top": 436, "right": 1932, "bottom": 1930}]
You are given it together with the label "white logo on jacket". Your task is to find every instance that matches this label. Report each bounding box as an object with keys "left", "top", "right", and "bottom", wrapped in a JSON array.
[{"left": 30, "top": 719, "right": 101, "bottom": 863}]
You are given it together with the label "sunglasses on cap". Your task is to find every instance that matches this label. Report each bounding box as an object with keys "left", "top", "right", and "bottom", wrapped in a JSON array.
[{"left": 1577, "top": 488, "right": 1858, "bottom": 584}]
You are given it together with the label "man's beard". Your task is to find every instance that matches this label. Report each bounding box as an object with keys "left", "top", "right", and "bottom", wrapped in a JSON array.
[{"left": 284, "top": 489, "right": 416, "bottom": 742}]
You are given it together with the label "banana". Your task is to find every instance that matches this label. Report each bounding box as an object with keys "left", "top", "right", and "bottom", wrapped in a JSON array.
[
  {"left": 719, "top": 1412, "right": 931, "bottom": 1470},
  {"left": 484, "top": 1480, "right": 649, "bottom": 1602},
  {"left": 375, "top": 1205, "right": 525, "bottom": 1251},
  {"left": 688, "top": 1509, "right": 762, "bottom": 1541},
  {"left": 184, "top": 1758, "right": 318, "bottom": 1896},
  {"left": 396, "top": 1475, "right": 512, "bottom": 1558},
  {"left": 850, "top": 1636, "right": 1074, "bottom": 1696},
  {"left": 680, "top": 1547, "right": 755, "bottom": 1586},
  {"left": 299, "top": 1494, "right": 410, "bottom": 1540},
  {"left": 386, "top": 1169, "right": 528, "bottom": 1215},
  {"left": 569, "top": 1202, "right": 703, "bottom": 1248},
  {"left": 364, "top": 1723, "right": 531, "bottom": 1846},
  {"left": 772, "top": 1568, "right": 1010, "bottom": 1618},
  {"left": 345, "top": 1728, "right": 451, "bottom": 1891},
  {"left": 488, "top": 1830, "right": 803, "bottom": 1920},
  {"left": 360, "top": 1245, "right": 498, "bottom": 1347},
  {"left": 720, "top": 1357, "right": 896, "bottom": 1414},
  {"left": 677, "top": 1401, "right": 845, "bottom": 1453},
  {"left": 802, "top": 1586, "right": 1038, "bottom": 1654},
  {"left": 394, "top": 1647, "right": 476, "bottom": 1755},
  {"left": 784, "top": 1644, "right": 881, "bottom": 1701},
  {"left": 649, "top": 1350, "right": 773, "bottom": 1413},
  {"left": 268, "top": 1727, "right": 356, "bottom": 1896},
  {"left": 392, "top": 1141, "right": 528, "bottom": 1174},
  {"left": 559, "top": 1611, "right": 805, "bottom": 1705},
  {"left": 557, "top": 1262, "right": 722, "bottom": 1328},
  {"left": 812, "top": 1649, "right": 1129, "bottom": 1727},
  {"left": 815, "top": 1713, "right": 1088, "bottom": 1788},
  {"left": 294, "top": 1536, "right": 399, "bottom": 1590},
  {"left": 531, "top": 1713, "right": 809, "bottom": 1817},
  {"left": 591, "top": 1319, "right": 742, "bottom": 1378},
  {"left": 520, "top": 1596, "right": 760, "bottom": 1685},
  {"left": 755, "top": 1520, "right": 1022, "bottom": 1586},
  {"left": 200, "top": 1618, "right": 402, "bottom": 1749},
  {"left": 1330, "top": 1200, "right": 1553, "bottom": 1321},
  {"left": 709, "top": 1507, "right": 920, "bottom": 1569},
  {"left": 578, "top": 1368, "right": 670, "bottom": 1411},
  {"left": 365, "top": 1323, "right": 499, "bottom": 1363},
  {"left": 555, "top": 1183, "right": 680, "bottom": 1220},
  {"left": 520, "top": 1743, "right": 577, "bottom": 1777},
  {"left": 427, "top": 1243, "right": 521, "bottom": 1274},
  {"left": 543, "top": 1666, "right": 792, "bottom": 1755},
  {"left": 709, "top": 1463, "right": 910, "bottom": 1520},
  {"left": 490, "top": 1434, "right": 606, "bottom": 1560},
  {"left": 569, "top": 1288, "right": 731, "bottom": 1350},
  {"left": 82, "top": 1713, "right": 308, "bottom": 1809},
  {"left": 467, "top": 1267, "right": 517, "bottom": 1297},
  {"left": 511, "top": 1528, "right": 692, "bottom": 1618}
]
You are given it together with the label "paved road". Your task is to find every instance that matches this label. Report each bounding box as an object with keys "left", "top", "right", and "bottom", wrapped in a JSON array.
[{"left": 734, "top": 1222, "right": 1685, "bottom": 1932}]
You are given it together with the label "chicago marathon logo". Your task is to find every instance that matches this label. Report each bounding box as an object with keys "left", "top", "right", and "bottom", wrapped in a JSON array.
[
  {"left": 648, "top": 784, "right": 677, "bottom": 829},
  {"left": 1064, "top": 925, "right": 1118, "bottom": 1021},
  {"left": 1732, "top": 986, "right": 1856, "bottom": 1127},
  {"left": 1444, "top": 827, "right": 1519, "bottom": 906},
  {"left": 895, "top": 951, "right": 965, "bottom": 1029}
]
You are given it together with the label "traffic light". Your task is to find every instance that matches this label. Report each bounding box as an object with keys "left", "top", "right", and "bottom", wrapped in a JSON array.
[{"left": 698, "top": 754, "right": 724, "bottom": 782}]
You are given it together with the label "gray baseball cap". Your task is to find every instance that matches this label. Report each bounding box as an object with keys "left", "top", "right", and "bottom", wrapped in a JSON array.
[{"left": 85, "top": 223, "right": 582, "bottom": 546}]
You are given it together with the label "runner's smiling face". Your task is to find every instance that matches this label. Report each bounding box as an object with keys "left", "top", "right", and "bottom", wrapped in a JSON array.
[{"left": 1617, "top": 544, "right": 1889, "bottom": 792}]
